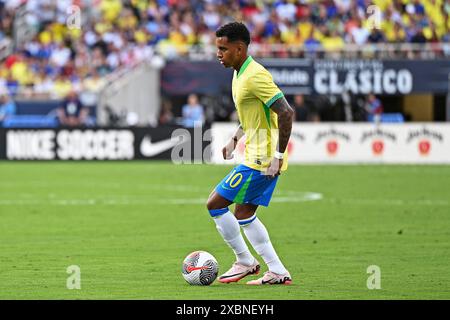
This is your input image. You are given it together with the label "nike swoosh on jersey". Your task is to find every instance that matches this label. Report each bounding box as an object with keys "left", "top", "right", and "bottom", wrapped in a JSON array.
[{"left": 140, "top": 134, "right": 189, "bottom": 157}]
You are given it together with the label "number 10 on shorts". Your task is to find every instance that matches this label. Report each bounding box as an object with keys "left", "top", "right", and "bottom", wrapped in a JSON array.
[{"left": 225, "top": 170, "right": 243, "bottom": 188}]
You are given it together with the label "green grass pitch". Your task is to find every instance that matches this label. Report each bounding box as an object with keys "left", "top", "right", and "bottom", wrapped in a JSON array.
[{"left": 0, "top": 162, "right": 449, "bottom": 299}]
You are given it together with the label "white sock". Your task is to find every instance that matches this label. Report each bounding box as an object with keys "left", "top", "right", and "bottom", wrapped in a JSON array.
[
  {"left": 240, "top": 215, "right": 288, "bottom": 275},
  {"left": 210, "top": 209, "right": 255, "bottom": 266}
]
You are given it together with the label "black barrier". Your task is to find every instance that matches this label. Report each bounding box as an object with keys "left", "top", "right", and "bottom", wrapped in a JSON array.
[
  {"left": 0, "top": 125, "right": 211, "bottom": 162},
  {"left": 161, "top": 59, "right": 450, "bottom": 95}
]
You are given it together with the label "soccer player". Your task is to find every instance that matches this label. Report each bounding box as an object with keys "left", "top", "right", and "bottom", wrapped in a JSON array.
[{"left": 206, "top": 22, "right": 294, "bottom": 285}]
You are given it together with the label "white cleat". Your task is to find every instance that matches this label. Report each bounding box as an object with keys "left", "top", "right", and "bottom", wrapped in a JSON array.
[
  {"left": 218, "top": 259, "right": 260, "bottom": 283},
  {"left": 246, "top": 271, "right": 292, "bottom": 285}
]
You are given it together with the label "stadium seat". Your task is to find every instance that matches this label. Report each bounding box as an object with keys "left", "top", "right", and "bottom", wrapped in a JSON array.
[
  {"left": 368, "top": 113, "right": 405, "bottom": 123},
  {"left": 2, "top": 115, "right": 58, "bottom": 128},
  {"left": 381, "top": 113, "right": 405, "bottom": 123}
]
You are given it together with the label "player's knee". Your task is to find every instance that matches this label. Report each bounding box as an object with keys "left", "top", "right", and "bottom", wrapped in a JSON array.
[
  {"left": 234, "top": 211, "right": 254, "bottom": 221},
  {"left": 206, "top": 191, "right": 231, "bottom": 211},
  {"left": 206, "top": 190, "right": 216, "bottom": 210},
  {"left": 234, "top": 205, "right": 256, "bottom": 220},
  {"left": 206, "top": 197, "right": 215, "bottom": 211},
  {"left": 206, "top": 195, "right": 222, "bottom": 211}
]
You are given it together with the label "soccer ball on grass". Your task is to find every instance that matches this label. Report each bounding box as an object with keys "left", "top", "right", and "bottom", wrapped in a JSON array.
[{"left": 182, "top": 251, "right": 219, "bottom": 285}]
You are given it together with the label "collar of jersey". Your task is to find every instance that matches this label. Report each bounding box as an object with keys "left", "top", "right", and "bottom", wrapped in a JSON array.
[{"left": 237, "top": 56, "right": 253, "bottom": 78}]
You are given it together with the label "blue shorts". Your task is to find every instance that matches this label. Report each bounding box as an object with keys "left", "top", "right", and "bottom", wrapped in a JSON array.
[{"left": 215, "top": 164, "right": 279, "bottom": 207}]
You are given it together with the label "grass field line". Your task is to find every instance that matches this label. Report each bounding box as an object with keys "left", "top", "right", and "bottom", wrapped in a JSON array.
[
  {"left": 0, "top": 191, "right": 322, "bottom": 205},
  {"left": 0, "top": 192, "right": 449, "bottom": 206},
  {"left": 323, "top": 198, "right": 450, "bottom": 206},
  {"left": 0, "top": 181, "right": 208, "bottom": 193}
]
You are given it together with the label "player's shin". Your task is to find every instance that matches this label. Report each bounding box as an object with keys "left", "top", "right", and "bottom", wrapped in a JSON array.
[
  {"left": 240, "top": 215, "right": 288, "bottom": 275},
  {"left": 208, "top": 208, "right": 255, "bottom": 266}
]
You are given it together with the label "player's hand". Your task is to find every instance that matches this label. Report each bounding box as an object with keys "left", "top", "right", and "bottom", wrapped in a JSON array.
[
  {"left": 222, "top": 139, "right": 236, "bottom": 160},
  {"left": 265, "top": 158, "right": 283, "bottom": 178}
]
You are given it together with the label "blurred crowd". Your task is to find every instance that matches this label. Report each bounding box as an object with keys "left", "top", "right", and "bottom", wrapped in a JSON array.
[
  {"left": 1, "top": 0, "right": 156, "bottom": 100},
  {"left": 1, "top": 0, "right": 449, "bottom": 99},
  {"left": 0, "top": 0, "right": 448, "bottom": 127}
]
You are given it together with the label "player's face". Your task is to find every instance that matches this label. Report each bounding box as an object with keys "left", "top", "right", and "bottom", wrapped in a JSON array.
[{"left": 215, "top": 37, "right": 239, "bottom": 68}]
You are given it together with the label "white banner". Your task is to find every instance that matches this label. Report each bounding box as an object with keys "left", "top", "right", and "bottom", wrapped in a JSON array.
[{"left": 211, "top": 123, "right": 450, "bottom": 164}]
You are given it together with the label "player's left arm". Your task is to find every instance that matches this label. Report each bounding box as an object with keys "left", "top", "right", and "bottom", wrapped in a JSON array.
[
  {"left": 266, "top": 96, "right": 294, "bottom": 177},
  {"left": 249, "top": 69, "right": 294, "bottom": 176},
  {"left": 270, "top": 96, "right": 294, "bottom": 155}
]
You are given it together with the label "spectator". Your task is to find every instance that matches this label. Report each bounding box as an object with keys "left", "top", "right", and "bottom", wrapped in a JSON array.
[
  {"left": 50, "top": 41, "right": 72, "bottom": 68},
  {"left": 182, "top": 93, "right": 204, "bottom": 128},
  {"left": 81, "top": 68, "right": 106, "bottom": 104},
  {"left": 159, "top": 98, "right": 175, "bottom": 125},
  {"left": 321, "top": 29, "right": 345, "bottom": 52},
  {"left": 365, "top": 93, "right": 383, "bottom": 123},
  {"left": 5, "top": 72, "right": 19, "bottom": 96},
  {"left": 368, "top": 28, "right": 386, "bottom": 43},
  {"left": 276, "top": 0, "right": 298, "bottom": 23},
  {"left": 350, "top": 18, "right": 369, "bottom": 45},
  {"left": 53, "top": 73, "right": 73, "bottom": 99},
  {"left": 303, "top": 26, "right": 321, "bottom": 54},
  {"left": 292, "top": 94, "right": 310, "bottom": 122},
  {"left": 57, "top": 90, "right": 89, "bottom": 127},
  {"left": 411, "top": 28, "right": 427, "bottom": 43},
  {"left": 292, "top": 94, "right": 321, "bottom": 122},
  {"left": 0, "top": 92, "right": 16, "bottom": 126}
]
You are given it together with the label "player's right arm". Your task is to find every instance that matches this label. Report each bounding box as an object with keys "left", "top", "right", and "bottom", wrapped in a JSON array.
[{"left": 222, "top": 123, "right": 244, "bottom": 160}]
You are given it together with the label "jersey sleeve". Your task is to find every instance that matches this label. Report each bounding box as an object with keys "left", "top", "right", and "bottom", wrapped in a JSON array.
[{"left": 249, "top": 69, "right": 284, "bottom": 108}]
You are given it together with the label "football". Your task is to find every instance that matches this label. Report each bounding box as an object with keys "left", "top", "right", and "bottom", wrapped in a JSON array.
[{"left": 182, "top": 251, "right": 219, "bottom": 285}]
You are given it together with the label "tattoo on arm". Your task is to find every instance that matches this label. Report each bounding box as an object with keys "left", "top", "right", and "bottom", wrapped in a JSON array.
[
  {"left": 232, "top": 123, "right": 245, "bottom": 145},
  {"left": 270, "top": 96, "right": 294, "bottom": 153}
]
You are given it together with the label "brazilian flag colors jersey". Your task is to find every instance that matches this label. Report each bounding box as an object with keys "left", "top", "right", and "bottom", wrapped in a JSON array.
[{"left": 231, "top": 56, "right": 288, "bottom": 172}]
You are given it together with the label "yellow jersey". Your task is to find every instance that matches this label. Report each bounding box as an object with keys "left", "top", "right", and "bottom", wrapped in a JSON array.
[{"left": 231, "top": 56, "right": 288, "bottom": 172}]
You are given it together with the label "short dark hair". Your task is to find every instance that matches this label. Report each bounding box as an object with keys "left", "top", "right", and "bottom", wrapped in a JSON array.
[{"left": 216, "top": 22, "right": 250, "bottom": 46}]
